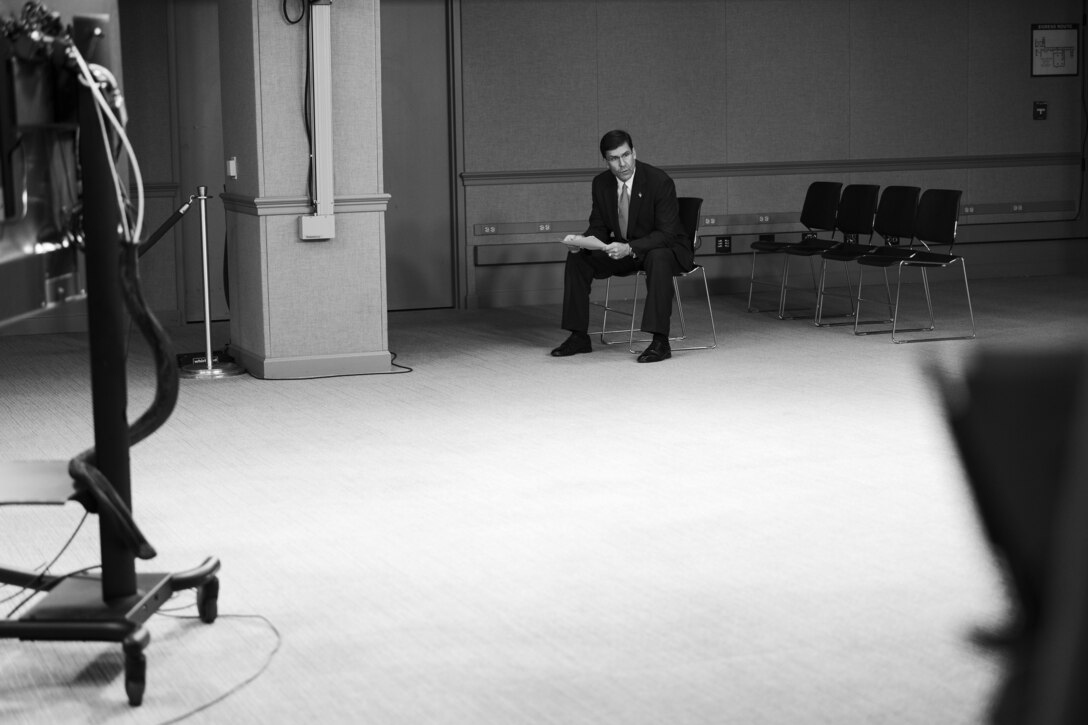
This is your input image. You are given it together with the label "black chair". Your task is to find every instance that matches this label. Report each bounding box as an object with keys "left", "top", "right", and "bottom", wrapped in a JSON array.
[
  {"left": 776, "top": 183, "right": 879, "bottom": 320},
  {"left": 854, "top": 188, "right": 974, "bottom": 342},
  {"left": 814, "top": 185, "right": 920, "bottom": 327},
  {"left": 600, "top": 196, "right": 717, "bottom": 352},
  {"left": 746, "top": 181, "right": 841, "bottom": 313}
]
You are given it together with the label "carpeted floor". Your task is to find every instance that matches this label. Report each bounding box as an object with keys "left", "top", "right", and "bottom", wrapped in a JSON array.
[{"left": 1, "top": 273, "right": 1086, "bottom": 724}]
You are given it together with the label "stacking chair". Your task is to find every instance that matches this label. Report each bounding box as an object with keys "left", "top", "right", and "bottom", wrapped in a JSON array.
[
  {"left": 600, "top": 196, "right": 717, "bottom": 351},
  {"left": 854, "top": 188, "right": 975, "bottom": 342},
  {"left": 814, "top": 185, "right": 919, "bottom": 327},
  {"left": 776, "top": 183, "right": 879, "bottom": 320},
  {"left": 746, "top": 181, "right": 841, "bottom": 313}
]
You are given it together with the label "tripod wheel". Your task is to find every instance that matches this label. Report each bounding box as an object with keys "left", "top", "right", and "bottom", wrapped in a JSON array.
[
  {"left": 123, "top": 647, "right": 146, "bottom": 706},
  {"left": 196, "top": 576, "right": 219, "bottom": 624}
]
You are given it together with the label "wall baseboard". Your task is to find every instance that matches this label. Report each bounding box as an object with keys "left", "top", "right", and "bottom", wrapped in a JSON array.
[{"left": 231, "top": 345, "right": 394, "bottom": 380}]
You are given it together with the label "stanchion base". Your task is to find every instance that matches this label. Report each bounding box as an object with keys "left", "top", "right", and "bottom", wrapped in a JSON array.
[{"left": 179, "top": 361, "right": 247, "bottom": 379}]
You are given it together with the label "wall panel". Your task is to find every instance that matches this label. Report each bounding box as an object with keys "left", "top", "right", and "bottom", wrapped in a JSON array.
[
  {"left": 264, "top": 213, "right": 386, "bottom": 356},
  {"left": 467, "top": 182, "right": 588, "bottom": 237},
  {"left": 596, "top": 0, "right": 728, "bottom": 165},
  {"left": 966, "top": 165, "right": 1082, "bottom": 224},
  {"left": 725, "top": 0, "right": 851, "bottom": 163},
  {"left": 461, "top": 0, "right": 598, "bottom": 172},
  {"left": 224, "top": 212, "right": 266, "bottom": 357},
  {"left": 967, "top": 0, "right": 1083, "bottom": 156},
  {"left": 849, "top": 0, "right": 970, "bottom": 159},
  {"left": 333, "top": 3, "right": 382, "bottom": 194},
  {"left": 254, "top": 3, "right": 310, "bottom": 198},
  {"left": 118, "top": 0, "right": 174, "bottom": 180}
]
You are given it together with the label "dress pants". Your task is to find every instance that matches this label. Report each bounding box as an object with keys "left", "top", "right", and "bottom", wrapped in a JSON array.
[{"left": 561, "top": 247, "right": 682, "bottom": 336}]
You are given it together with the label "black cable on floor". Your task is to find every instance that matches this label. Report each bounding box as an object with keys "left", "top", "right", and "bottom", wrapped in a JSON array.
[
  {"left": 151, "top": 603, "right": 282, "bottom": 725},
  {"left": 3, "top": 512, "right": 90, "bottom": 618}
]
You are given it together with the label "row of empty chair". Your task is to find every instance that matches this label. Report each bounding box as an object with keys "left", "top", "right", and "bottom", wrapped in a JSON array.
[
  {"left": 594, "top": 185, "right": 974, "bottom": 354},
  {"left": 747, "top": 182, "right": 976, "bottom": 343}
]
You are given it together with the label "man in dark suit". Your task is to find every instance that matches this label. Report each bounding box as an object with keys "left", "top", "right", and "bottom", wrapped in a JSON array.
[{"left": 551, "top": 130, "right": 691, "bottom": 363}]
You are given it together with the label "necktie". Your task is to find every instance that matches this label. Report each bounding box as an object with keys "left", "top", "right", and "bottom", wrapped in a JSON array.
[{"left": 618, "top": 183, "right": 629, "bottom": 240}]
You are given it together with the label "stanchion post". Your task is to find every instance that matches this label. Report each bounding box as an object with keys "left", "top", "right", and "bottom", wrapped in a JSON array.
[
  {"left": 198, "top": 186, "right": 213, "bottom": 372},
  {"left": 180, "top": 185, "right": 245, "bottom": 379}
]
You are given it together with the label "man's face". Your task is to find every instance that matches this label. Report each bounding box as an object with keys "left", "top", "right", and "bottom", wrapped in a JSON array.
[{"left": 605, "top": 143, "right": 636, "bottom": 182}]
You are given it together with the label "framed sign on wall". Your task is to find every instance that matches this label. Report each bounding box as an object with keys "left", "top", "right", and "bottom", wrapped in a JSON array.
[{"left": 1032, "top": 23, "right": 1079, "bottom": 76}]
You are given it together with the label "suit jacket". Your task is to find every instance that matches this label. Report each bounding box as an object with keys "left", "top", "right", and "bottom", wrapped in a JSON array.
[{"left": 584, "top": 161, "right": 693, "bottom": 271}]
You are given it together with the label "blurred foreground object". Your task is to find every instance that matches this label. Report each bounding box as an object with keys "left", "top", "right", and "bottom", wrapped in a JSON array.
[{"left": 940, "top": 346, "right": 1088, "bottom": 725}]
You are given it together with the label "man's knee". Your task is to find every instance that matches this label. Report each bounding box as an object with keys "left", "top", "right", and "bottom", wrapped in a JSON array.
[{"left": 642, "top": 248, "right": 680, "bottom": 276}]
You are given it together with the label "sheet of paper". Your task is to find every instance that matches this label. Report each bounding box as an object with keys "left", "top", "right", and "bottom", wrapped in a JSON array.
[{"left": 561, "top": 237, "right": 607, "bottom": 250}]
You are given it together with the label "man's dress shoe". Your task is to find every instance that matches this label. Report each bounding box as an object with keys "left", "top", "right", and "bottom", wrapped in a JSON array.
[
  {"left": 637, "top": 339, "right": 671, "bottom": 363},
  {"left": 551, "top": 334, "right": 592, "bottom": 357}
]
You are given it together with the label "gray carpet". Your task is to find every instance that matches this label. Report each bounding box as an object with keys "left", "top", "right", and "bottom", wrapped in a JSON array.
[{"left": 1, "top": 273, "right": 1086, "bottom": 724}]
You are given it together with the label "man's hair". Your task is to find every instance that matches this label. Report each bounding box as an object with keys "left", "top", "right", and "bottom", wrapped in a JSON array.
[{"left": 599, "top": 129, "right": 634, "bottom": 158}]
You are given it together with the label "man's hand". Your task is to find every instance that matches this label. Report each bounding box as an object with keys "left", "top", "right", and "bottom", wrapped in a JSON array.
[{"left": 603, "top": 242, "right": 633, "bottom": 260}]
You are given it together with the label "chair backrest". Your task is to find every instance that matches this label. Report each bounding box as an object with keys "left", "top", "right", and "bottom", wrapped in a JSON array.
[
  {"left": 799, "top": 181, "right": 842, "bottom": 233},
  {"left": 835, "top": 184, "right": 880, "bottom": 239},
  {"left": 677, "top": 196, "right": 703, "bottom": 251},
  {"left": 913, "top": 189, "right": 963, "bottom": 249},
  {"left": 873, "top": 185, "right": 921, "bottom": 245}
]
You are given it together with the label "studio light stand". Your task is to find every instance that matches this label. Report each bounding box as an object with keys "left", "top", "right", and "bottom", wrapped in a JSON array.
[{"left": 0, "top": 10, "right": 221, "bottom": 707}]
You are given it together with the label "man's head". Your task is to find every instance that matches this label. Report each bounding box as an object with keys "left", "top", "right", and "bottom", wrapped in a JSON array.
[{"left": 600, "top": 129, "right": 636, "bottom": 182}]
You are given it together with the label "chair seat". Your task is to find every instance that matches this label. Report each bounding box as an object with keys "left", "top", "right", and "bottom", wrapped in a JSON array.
[
  {"left": 857, "top": 247, "right": 915, "bottom": 267},
  {"left": 822, "top": 243, "right": 878, "bottom": 262},
  {"left": 905, "top": 250, "right": 957, "bottom": 266},
  {"left": 784, "top": 238, "right": 838, "bottom": 256},
  {"left": 751, "top": 240, "right": 792, "bottom": 253}
]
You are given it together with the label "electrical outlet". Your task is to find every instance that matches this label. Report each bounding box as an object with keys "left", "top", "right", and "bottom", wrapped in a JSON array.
[
  {"left": 715, "top": 235, "right": 732, "bottom": 253},
  {"left": 1034, "top": 101, "right": 1048, "bottom": 120}
]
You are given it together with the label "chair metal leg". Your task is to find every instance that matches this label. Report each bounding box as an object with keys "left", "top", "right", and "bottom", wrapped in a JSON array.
[
  {"left": 747, "top": 251, "right": 786, "bottom": 313},
  {"left": 883, "top": 268, "right": 895, "bottom": 320},
  {"left": 600, "top": 276, "right": 613, "bottom": 340},
  {"left": 815, "top": 260, "right": 828, "bottom": 324},
  {"left": 625, "top": 275, "right": 684, "bottom": 353},
  {"left": 962, "top": 261, "right": 977, "bottom": 334},
  {"left": 672, "top": 278, "right": 689, "bottom": 342},
  {"left": 746, "top": 251, "right": 759, "bottom": 311},
  {"left": 853, "top": 264, "right": 869, "bottom": 335},
  {"left": 891, "top": 261, "right": 976, "bottom": 343},
  {"left": 677, "top": 266, "right": 718, "bottom": 350},
  {"left": 852, "top": 265, "right": 898, "bottom": 336},
  {"left": 597, "top": 277, "right": 647, "bottom": 345},
  {"left": 814, "top": 260, "right": 860, "bottom": 327},
  {"left": 628, "top": 268, "right": 717, "bottom": 353},
  {"left": 777, "top": 255, "right": 825, "bottom": 320}
]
